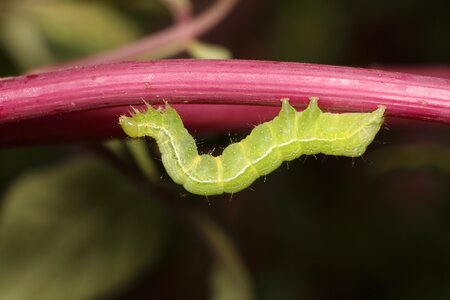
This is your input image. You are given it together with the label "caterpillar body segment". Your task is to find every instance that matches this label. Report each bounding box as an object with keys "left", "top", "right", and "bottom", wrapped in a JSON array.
[{"left": 119, "top": 98, "right": 385, "bottom": 196}]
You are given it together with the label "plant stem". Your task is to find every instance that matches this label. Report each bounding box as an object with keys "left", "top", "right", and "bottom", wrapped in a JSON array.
[
  {"left": 161, "top": 0, "right": 193, "bottom": 23},
  {"left": 41, "top": 0, "right": 237, "bottom": 70},
  {"left": 0, "top": 59, "right": 449, "bottom": 146}
]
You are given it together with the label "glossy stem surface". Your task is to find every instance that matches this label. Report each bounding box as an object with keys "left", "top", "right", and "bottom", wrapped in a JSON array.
[{"left": 0, "top": 59, "right": 449, "bottom": 146}]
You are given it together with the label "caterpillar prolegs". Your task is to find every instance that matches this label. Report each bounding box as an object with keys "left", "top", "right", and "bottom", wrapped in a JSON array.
[{"left": 119, "top": 98, "right": 385, "bottom": 196}]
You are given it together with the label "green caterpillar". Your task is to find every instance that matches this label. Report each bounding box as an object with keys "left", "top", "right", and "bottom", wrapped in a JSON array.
[{"left": 119, "top": 98, "right": 385, "bottom": 196}]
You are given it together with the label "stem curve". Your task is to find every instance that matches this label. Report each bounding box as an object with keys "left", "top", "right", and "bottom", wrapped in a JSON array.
[{"left": 0, "top": 59, "right": 449, "bottom": 146}]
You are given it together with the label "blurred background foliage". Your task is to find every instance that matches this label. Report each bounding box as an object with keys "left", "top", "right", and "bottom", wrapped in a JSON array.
[{"left": 0, "top": 0, "right": 449, "bottom": 299}]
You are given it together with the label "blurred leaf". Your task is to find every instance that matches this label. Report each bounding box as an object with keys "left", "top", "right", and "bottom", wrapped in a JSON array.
[
  {"left": 0, "top": 156, "right": 168, "bottom": 300},
  {"left": 27, "top": 0, "right": 141, "bottom": 57},
  {"left": 187, "top": 41, "right": 232, "bottom": 59},
  {"left": 210, "top": 264, "right": 252, "bottom": 300},
  {"left": 192, "top": 217, "right": 253, "bottom": 300},
  {"left": 137, "top": 43, "right": 186, "bottom": 59},
  {"left": 104, "top": 0, "right": 164, "bottom": 12},
  {"left": 163, "top": 0, "right": 191, "bottom": 9},
  {"left": 0, "top": 9, "right": 55, "bottom": 69},
  {"left": 1, "top": 0, "right": 141, "bottom": 67},
  {"left": 125, "top": 139, "right": 160, "bottom": 183}
]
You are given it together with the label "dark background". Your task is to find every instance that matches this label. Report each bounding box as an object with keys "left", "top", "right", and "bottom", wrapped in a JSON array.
[{"left": 0, "top": 0, "right": 449, "bottom": 299}]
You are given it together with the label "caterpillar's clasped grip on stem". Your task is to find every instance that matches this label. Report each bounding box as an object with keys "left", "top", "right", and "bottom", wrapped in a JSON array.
[{"left": 119, "top": 98, "right": 385, "bottom": 196}]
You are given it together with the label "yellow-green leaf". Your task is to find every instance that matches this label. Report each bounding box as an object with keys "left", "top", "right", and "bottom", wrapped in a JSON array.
[{"left": 187, "top": 41, "right": 232, "bottom": 59}]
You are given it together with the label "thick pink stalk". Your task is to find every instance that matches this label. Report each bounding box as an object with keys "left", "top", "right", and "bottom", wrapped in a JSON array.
[
  {"left": 376, "top": 65, "right": 450, "bottom": 79},
  {"left": 0, "top": 59, "right": 449, "bottom": 146}
]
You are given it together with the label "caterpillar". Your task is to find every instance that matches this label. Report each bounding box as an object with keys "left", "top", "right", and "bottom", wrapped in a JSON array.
[{"left": 119, "top": 98, "right": 385, "bottom": 196}]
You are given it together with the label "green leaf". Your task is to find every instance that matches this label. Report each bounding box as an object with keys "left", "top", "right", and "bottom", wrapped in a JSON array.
[
  {"left": 125, "top": 139, "right": 160, "bottom": 183},
  {"left": 0, "top": 156, "right": 168, "bottom": 300},
  {"left": 210, "top": 264, "right": 253, "bottom": 300},
  {"left": 192, "top": 217, "right": 253, "bottom": 300},
  {"left": 0, "top": 9, "right": 55, "bottom": 69},
  {"left": 187, "top": 41, "right": 232, "bottom": 59},
  {"left": 0, "top": 0, "right": 141, "bottom": 67},
  {"left": 27, "top": 1, "right": 141, "bottom": 58}
]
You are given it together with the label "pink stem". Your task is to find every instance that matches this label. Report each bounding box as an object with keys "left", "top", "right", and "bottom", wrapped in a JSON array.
[
  {"left": 161, "top": 0, "right": 193, "bottom": 23},
  {"left": 0, "top": 59, "right": 449, "bottom": 146},
  {"left": 374, "top": 65, "right": 450, "bottom": 80}
]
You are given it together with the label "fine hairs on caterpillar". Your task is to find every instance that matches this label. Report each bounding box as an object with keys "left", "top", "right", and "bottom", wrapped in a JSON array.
[{"left": 119, "top": 98, "right": 385, "bottom": 196}]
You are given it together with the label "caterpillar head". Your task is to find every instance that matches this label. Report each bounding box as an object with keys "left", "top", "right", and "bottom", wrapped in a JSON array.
[{"left": 119, "top": 104, "right": 163, "bottom": 138}]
